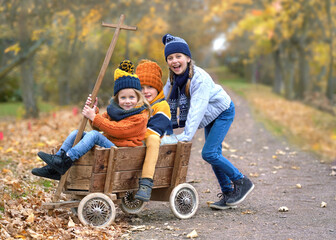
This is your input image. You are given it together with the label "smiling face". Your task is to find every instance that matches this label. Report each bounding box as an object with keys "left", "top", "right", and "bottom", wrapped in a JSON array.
[
  {"left": 141, "top": 85, "right": 158, "bottom": 103},
  {"left": 117, "top": 88, "right": 138, "bottom": 110},
  {"left": 167, "top": 53, "right": 191, "bottom": 75}
]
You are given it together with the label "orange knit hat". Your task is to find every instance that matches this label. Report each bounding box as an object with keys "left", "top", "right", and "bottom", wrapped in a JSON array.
[{"left": 136, "top": 59, "right": 163, "bottom": 92}]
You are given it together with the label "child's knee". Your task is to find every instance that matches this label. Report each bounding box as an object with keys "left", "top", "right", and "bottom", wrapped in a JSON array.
[
  {"left": 201, "top": 148, "right": 218, "bottom": 163},
  {"left": 145, "top": 134, "right": 161, "bottom": 147}
]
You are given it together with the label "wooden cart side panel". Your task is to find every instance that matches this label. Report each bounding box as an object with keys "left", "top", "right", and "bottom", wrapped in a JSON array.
[
  {"left": 89, "top": 147, "right": 110, "bottom": 192},
  {"left": 170, "top": 142, "right": 186, "bottom": 187},
  {"left": 74, "top": 147, "right": 95, "bottom": 166},
  {"left": 111, "top": 167, "right": 173, "bottom": 192},
  {"left": 104, "top": 147, "right": 117, "bottom": 194},
  {"left": 66, "top": 165, "right": 92, "bottom": 190},
  {"left": 113, "top": 144, "right": 179, "bottom": 171},
  {"left": 92, "top": 147, "right": 110, "bottom": 173}
]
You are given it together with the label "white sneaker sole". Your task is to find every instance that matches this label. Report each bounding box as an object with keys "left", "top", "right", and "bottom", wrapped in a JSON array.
[{"left": 209, "top": 204, "right": 238, "bottom": 210}]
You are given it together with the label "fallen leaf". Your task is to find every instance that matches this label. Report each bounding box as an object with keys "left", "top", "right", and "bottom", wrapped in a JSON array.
[
  {"left": 278, "top": 206, "right": 289, "bottom": 212},
  {"left": 296, "top": 184, "right": 302, "bottom": 189},
  {"left": 68, "top": 217, "right": 75, "bottom": 227},
  {"left": 241, "top": 210, "right": 255, "bottom": 214},
  {"left": 273, "top": 165, "right": 283, "bottom": 169},
  {"left": 206, "top": 201, "right": 214, "bottom": 207},
  {"left": 249, "top": 172, "right": 259, "bottom": 177},
  {"left": 187, "top": 229, "right": 198, "bottom": 238},
  {"left": 320, "top": 202, "right": 327, "bottom": 208},
  {"left": 26, "top": 213, "right": 35, "bottom": 223}
]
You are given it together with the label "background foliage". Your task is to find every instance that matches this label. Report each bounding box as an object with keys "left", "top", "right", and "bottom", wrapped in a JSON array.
[{"left": 0, "top": 0, "right": 335, "bottom": 118}]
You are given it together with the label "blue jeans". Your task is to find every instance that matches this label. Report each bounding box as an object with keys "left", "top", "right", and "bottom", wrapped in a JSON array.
[
  {"left": 202, "top": 102, "right": 243, "bottom": 193},
  {"left": 56, "top": 130, "right": 115, "bottom": 160}
]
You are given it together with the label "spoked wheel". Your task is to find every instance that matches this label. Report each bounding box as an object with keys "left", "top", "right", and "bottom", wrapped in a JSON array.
[
  {"left": 77, "top": 193, "right": 116, "bottom": 227},
  {"left": 120, "top": 191, "right": 145, "bottom": 214},
  {"left": 169, "top": 183, "right": 199, "bottom": 219}
]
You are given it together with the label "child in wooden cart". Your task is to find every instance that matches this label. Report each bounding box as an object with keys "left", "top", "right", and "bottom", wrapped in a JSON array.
[{"left": 32, "top": 60, "right": 151, "bottom": 180}]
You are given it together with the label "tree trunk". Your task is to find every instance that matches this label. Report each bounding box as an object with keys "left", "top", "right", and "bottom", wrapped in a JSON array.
[
  {"left": 20, "top": 57, "right": 39, "bottom": 118},
  {"left": 284, "top": 49, "right": 296, "bottom": 100},
  {"left": 326, "top": 0, "right": 335, "bottom": 103},
  {"left": 273, "top": 48, "right": 283, "bottom": 94},
  {"left": 296, "top": 46, "right": 310, "bottom": 99},
  {"left": 18, "top": 2, "right": 39, "bottom": 118},
  {"left": 251, "top": 60, "right": 258, "bottom": 84}
]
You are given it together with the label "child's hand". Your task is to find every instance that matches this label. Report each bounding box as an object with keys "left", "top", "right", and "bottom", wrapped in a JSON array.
[
  {"left": 86, "top": 94, "right": 98, "bottom": 107},
  {"left": 82, "top": 105, "right": 96, "bottom": 121}
]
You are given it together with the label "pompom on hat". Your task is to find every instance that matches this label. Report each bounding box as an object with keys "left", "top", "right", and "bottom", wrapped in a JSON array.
[
  {"left": 136, "top": 59, "right": 163, "bottom": 92},
  {"left": 162, "top": 33, "right": 191, "bottom": 61},
  {"left": 114, "top": 60, "right": 141, "bottom": 95}
]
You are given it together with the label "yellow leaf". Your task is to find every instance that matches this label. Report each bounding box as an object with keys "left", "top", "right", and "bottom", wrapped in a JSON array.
[
  {"left": 4, "top": 43, "right": 21, "bottom": 55},
  {"left": 27, "top": 213, "right": 35, "bottom": 223},
  {"left": 36, "top": 142, "right": 45, "bottom": 147},
  {"left": 2, "top": 168, "right": 12, "bottom": 174},
  {"left": 5, "top": 147, "right": 14, "bottom": 153}
]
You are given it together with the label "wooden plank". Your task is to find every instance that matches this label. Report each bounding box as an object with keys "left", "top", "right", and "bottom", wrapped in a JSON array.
[
  {"left": 111, "top": 168, "right": 172, "bottom": 192},
  {"left": 104, "top": 147, "right": 117, "bottom": 194},
  {"left": 74, "top": 147, "right": 95, "bottom": 166},
  {"left": 42, "top": 200, "right": 80, "bottom": 210},
  {"left": 63, "top": 190, "right": 89, "bottom": 196},
  {"left": 170, "top": 142, "right": 185, "bottom": 187},
  {"left": 66, "top": 165, "right": 92, "bottom": 191},
  {"left": 92, "top": 147, "right": 110, "bottom": 173},
  {"left": 89, "top": 173, "right": 106, "bottom": 192},
  {"left": 155, "top": 144, "right": 176, "bottom": 167},
  {"left": 113, "top": 144, "right": 180, "bottom": 171},
  {"left": 113, "top": 146, "right": 146, "bottom": 171},
  {"left": 150, "top": 187, "right": 173, "bottom": 202}
]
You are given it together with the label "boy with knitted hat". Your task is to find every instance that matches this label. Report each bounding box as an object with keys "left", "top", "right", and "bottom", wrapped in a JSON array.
[
  {"left": 32, "top": 60, "right": 151, "bottom": 180},
  {"left": 134, "top": 59, "right": 175, "bottom": 202}
]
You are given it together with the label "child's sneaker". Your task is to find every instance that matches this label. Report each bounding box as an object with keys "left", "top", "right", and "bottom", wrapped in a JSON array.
[
  {"left": 209, "top": 192, "right": 237, "bottom": 210},
  {"left": 226, "top": 176, "right": 254, "bottom": 206}
]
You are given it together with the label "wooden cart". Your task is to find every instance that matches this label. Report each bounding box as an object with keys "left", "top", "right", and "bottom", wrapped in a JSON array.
[{"left": 43, "top": 141, "right": 199, "bottom": 227}]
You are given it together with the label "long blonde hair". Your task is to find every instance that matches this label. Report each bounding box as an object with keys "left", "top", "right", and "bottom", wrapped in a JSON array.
[
  {"left": 167, "top": 60, "right": 194, "bottom": 99},
  {"left": 113, "top": 89, "right": 152, "bottom": 118}
]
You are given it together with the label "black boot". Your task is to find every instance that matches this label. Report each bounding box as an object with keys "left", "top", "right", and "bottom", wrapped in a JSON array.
[
  {"left": 226, "top": 176, "right": 254, "bottom": 206},
  {"left": 38, "top": 150, "right": 73, "bottom": 175},
  {"left": 31, "top": 165, "right": 61, "bottom": 180},
  {"left": 134, "top": 178, "right": 154, "bottom": 202}
]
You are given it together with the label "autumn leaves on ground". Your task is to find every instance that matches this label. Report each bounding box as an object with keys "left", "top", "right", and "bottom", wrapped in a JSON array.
[
  {"left": 0, "top": 84, "right": 336, "bottom": 239},
  {"left": 0, "top": 109, "right": 129, "bottom": 239}
]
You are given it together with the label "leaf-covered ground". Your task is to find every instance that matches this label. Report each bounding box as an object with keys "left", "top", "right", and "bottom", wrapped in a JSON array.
[{"left": 0, "top": 108, "right": 130, "bottom": 239}]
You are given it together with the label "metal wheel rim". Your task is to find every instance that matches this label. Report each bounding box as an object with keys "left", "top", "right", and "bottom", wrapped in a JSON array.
[
  {"left": 82, "top": 197, "right": 113, "bottom": 226},
  {"left": 122, "top": 191, "right": 143, "bottom": 210},
  {"left": 174, "top": 187, "right": 197, "bottom": 215}
]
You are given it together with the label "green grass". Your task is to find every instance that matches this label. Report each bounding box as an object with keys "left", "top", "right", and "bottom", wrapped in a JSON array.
[{"left": 0, "top": 101, "right": 57, "bottom": 118}]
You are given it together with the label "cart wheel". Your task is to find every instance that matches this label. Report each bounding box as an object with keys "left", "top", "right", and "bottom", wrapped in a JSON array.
[
  {"left": 169, "top": 183, "right": 199, "bottom": 219},
  {"left": 120, "top": 191, "right": 145, "bottom": 214},
  {"left": 77, "top": 193, "right": 116, "bottom": 227}
]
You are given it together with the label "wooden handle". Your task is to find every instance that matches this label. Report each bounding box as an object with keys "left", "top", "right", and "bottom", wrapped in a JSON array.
[{"left": 53, "top": 14, "right": 126, "bottom": 202}]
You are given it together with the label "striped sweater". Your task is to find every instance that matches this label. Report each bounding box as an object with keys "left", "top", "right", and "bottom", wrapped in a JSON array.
[{"left": 145, "top": 90, "right": 172, "bottom": 139}]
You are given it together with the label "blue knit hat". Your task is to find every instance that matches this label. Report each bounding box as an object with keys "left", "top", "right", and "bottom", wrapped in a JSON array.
[
  {"left": 162, "top": 34, "right": 192, "bottom": 61},
  {"left": 113, "top": 60, "right": 141, "bottom": 95}
]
